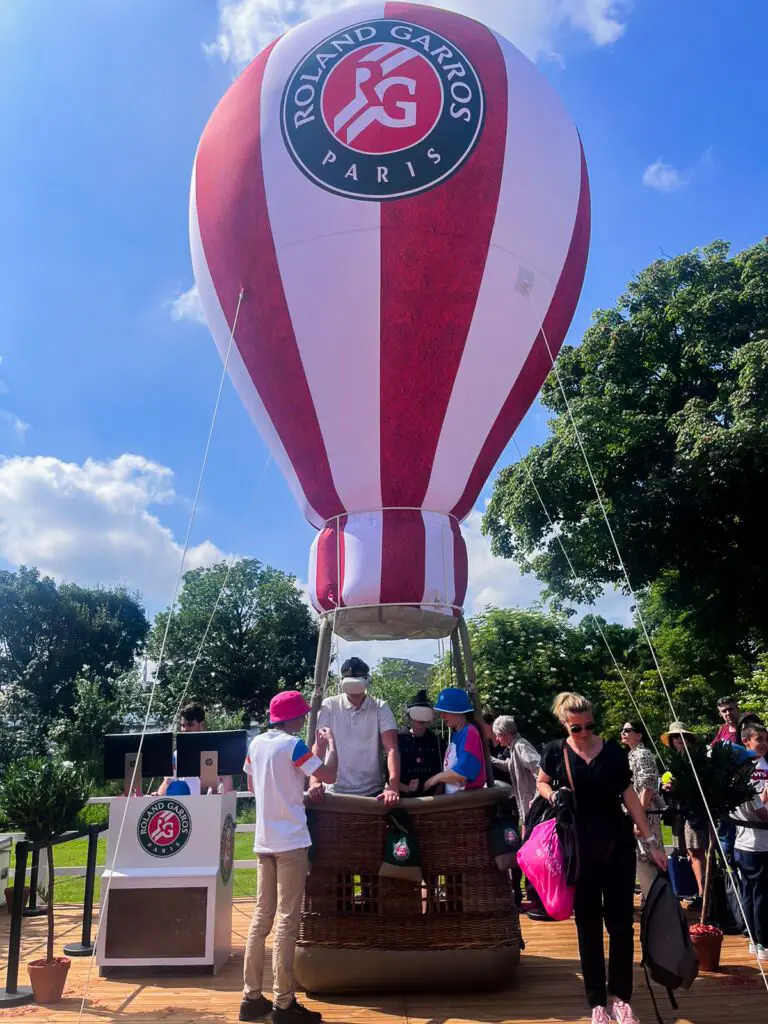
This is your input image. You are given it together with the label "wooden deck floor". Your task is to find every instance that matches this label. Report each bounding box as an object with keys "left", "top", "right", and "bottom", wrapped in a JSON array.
[{"left": 1, "top": 900, "right": 767, "bottom": 1023}]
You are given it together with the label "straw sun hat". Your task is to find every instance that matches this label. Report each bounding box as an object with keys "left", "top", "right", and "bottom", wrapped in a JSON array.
[{"left": 660, "top": 721, "right": 697, "bottom": 748}]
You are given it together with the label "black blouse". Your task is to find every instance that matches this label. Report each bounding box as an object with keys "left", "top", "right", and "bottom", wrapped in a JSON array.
[{"left": 541, "top": 738, "right": 632, "bottom": 827}]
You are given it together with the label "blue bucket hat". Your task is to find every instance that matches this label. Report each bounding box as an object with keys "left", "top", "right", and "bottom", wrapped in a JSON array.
[
  {"left": 434, "top": 688, "right": 474, "bottom": 714},
  {"left": 730, "top": 743, "right": 758, "bottom": 767}
]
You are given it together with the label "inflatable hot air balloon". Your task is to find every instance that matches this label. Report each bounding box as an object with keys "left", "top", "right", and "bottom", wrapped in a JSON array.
[{"left": 191, "top": 1, "right": 590, "bottom": 643}]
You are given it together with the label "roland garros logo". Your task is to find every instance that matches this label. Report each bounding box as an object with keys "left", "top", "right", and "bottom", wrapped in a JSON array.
[
  {"left": 282, "top": 19, "right": 485, "bottom": 201},
  {"left": 137, "top": 799, "right": 191, "bottom": 858}
]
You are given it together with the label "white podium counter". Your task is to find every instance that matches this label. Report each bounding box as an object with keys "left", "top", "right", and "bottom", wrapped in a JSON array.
[{"left": 98, "top": 794, "right": 237, "bottom": 974}]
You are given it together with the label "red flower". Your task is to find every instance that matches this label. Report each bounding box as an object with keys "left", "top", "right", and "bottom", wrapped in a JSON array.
[{"left": 690, "top": 924, "right": 723, "bottom": 937}]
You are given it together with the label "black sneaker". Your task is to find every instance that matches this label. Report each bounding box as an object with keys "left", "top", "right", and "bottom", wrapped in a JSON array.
[
  {"left": 240, "top": 996, "right": 273, "bottom": 1021},
  {"left": 271, "top": 999, "right": 323, "bottom": 1024}
]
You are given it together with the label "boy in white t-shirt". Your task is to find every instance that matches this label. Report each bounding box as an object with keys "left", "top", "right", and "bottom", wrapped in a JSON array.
[
  {"left": 241, "top": 691, "right": 337, "bottom": 1024},
  {"left": 733, "top": 723, "right": 768, "bottom": 961}
]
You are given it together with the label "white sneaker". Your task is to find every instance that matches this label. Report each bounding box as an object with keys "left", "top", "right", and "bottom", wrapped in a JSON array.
[
  {"left": 749, "top": 940, "right": 757, "bottom": 955},
  {"left": 758, "top": 944, "right": 768, "bottom": 962},
  {"left": 612, "top": 1000, "right": 641, "bottom": 1023},
  {"left": 591, "top": 1008, "right": 611, "bottom": 1024}
]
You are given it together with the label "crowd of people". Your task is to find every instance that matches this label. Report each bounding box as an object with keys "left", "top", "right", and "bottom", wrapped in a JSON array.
[{"left": 235, "top": 659, "right": 768, "bottom": 1024}]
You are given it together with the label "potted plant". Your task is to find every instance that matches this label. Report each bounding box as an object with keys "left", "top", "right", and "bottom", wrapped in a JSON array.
[
  {"left": 0, "top": 758, "right": 91, "bottom": 1003},
  {"left": 666, "top": 742, "right": 756, "bottom": 972}
]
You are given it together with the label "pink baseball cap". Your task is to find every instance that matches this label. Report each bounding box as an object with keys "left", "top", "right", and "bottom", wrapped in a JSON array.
[{"left": 269, "top": 691, "right": 312, "bottom": 725}]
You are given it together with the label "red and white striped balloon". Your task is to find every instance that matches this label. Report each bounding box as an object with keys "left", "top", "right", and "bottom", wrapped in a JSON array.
[{"left": 191, "top": 1, "right": 590, "bottom": 641}]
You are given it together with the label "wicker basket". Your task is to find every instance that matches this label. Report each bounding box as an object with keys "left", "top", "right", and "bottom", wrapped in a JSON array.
[{"left": 296, "top": 786, "right": 522, "bottom": 991}]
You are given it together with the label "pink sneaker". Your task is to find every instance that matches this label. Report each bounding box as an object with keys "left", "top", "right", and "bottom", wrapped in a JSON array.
[
  {"left": 591, "top": 1009, "right": 611, "bottom": 1024},
  {"left": 612, "top": 1000, "right": 640, "bottom": 1023}
]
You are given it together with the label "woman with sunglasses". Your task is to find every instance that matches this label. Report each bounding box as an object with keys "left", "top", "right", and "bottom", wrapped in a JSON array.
[
  {"left": 621, "top": 721, "right": 664, "bottom": 899},
  {"left": 537, "top": 693, "right": 667, "bottom": 1024}
]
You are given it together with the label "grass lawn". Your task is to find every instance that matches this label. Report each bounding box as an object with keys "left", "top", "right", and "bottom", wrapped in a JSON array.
[{"left": 10, "top": 831, "right": 257, "bottom": 904}]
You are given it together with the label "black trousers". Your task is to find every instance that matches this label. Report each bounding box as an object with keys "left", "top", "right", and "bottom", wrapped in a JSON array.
[
  {"left": 573, "top": 838, "right": 636, "bottom": 1008},
  {"left": 735, "top": 848, "right": 768, "bottom": 947}
]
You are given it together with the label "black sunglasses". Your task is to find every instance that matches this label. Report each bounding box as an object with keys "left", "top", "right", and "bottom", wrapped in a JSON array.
[
  {"left": 620, "top": 727, "right": 635, "bottom": 734},
  {"left": 570, "top": 723, "right": 595, "bottom": 734}
]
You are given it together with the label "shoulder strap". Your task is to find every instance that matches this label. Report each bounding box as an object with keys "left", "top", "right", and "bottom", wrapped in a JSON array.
[{"left": 563, "top": 740, "right": 576, "bottom": 791}]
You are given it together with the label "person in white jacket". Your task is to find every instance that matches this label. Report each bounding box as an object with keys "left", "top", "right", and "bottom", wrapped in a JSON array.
[{"left": 492, "top": 715, "right": 541, "bottom": 825}]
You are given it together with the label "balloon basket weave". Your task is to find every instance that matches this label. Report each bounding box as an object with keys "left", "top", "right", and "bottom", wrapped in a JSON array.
[{"left": 296, "top": 788, "right": 522, "bottom": 993}]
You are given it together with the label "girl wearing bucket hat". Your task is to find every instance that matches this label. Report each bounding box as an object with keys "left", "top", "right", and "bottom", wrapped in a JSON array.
[
  {"left": 425, "top": 688, "right": 487, "bottom": 794},
  {"left": 240, "top": 692, "right": 338, "bottom": 1024}
]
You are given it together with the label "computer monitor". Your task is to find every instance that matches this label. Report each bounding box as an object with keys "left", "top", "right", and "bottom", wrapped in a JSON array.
[
  {"left": 104, "top": 732, "right": 174, "bottom": 794},
  {"left": 176, "top": 730, "right": 248, "bottom": 794}
]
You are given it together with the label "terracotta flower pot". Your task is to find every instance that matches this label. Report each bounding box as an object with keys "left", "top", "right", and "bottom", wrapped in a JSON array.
[
  {"left": 27, "top": 957, "right": 71, "bottom": 1004},
  {"left": 690, "top": 930, "right": 723, "bottom": 972},
  {"left": 4, "top": 886, "right": 30, "bottom": 914}
]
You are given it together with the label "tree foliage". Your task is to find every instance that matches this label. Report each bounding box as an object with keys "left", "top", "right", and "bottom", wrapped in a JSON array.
[
  {"left": 370, "top": 657, "right": 435, "bottom": 727},
  {"left": 462, "top": 607, "right": 637, "bottom": 745},
  {"left": 0, "top": 758, "right": 92, "bottom": 842},
  {"left": 148, "top": 559, "right": 318, "bottom": 724},
  {"left": 0, "top": 566, "right": 149, "bottom": 716},
  {"left": 49, "top": 672, "right": 149, "bottom": 781},
  {"left": 484, "top": 240, "right": 768, "bottom": 670}
]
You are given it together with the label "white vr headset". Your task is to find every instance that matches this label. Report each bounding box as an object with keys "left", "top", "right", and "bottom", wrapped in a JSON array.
[{"left": 341, "top": 676, "right": 370, "bottom": 696}]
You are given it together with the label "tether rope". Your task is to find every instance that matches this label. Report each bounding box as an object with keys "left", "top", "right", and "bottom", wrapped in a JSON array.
[
  {"left": 169, "top": 453, "right": 274, "bottom": 732},
  {"left": 510, "top": 437, "right": 665, "bottom": 766},
  {"left": 75, "top": 288, "right": 245, "bottom": 1021}
]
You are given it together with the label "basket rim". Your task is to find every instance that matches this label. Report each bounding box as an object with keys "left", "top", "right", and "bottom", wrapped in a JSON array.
[{"left": 304, "top": 783, "right": 512, "bottom": 817}]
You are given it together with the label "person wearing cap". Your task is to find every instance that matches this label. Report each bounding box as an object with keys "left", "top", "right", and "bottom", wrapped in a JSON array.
[
  {"left": 240, "top": 691, "right": 338, "bottom": 1024},
  {"left": 661, "top": 722, "right": 707, "bottom": 911},
  {"left": 424, "top": 688, "right": 487, "bottom": 794},
  {"left": 310, "top": 656, "right": 401, "bottom": 807},
  {"left": 397, "top": 690, "right": 444, "bottom": 796}
]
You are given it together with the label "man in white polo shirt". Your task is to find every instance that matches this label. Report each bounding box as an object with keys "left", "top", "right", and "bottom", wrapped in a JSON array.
[{"left": 309, "top": 657, "right": 400, "bottom": 807}]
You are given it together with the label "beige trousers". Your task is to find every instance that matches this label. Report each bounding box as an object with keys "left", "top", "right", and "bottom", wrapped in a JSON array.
[{"left": 243, "top": 848, "right": 309, "bottom": 1009}]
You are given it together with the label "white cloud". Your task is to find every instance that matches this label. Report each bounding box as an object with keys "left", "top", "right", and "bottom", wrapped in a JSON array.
[
  {"left": 642, "top": 159, "right": 687, "bottom": 193},
  {"left": 205, "top": 0, "right": 629, "bottom": 67},
  {"left": 0, "top": 454, "right": 227, "bottom": 607},
  {"left": 0, "top": 411, "right": 29, "bottom": 441},
  {"left": 643, "top": 149, "right": 714, "bottom": 194},
  {"left": 169, "top": 285, "right": 206, "bottom": 325}
]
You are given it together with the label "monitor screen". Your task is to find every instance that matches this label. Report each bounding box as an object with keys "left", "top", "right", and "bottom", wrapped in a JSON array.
[
  {"left": 176, "top": 729, "right": 248, "bottom": 777},
  {"left": 103, "top": 732, "right": 174, "bottom": 780}
]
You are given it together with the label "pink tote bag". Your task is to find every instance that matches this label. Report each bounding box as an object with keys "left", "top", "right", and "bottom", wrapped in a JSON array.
[{"left": 517, "top": 817, "right": 575, "bottom": 921}]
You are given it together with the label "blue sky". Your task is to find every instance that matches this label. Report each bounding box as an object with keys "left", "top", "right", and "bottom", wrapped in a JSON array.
[{"left": 0, "top": 0, "right": 765, "bottom": 661}]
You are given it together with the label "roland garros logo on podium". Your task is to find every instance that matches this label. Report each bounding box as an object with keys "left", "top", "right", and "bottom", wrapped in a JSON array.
[
  {"left": 137, "top": 799, "right": 191, "bottom": 858},
  {"left": 282, "top": 19, "right": 485, "bottom": 200}
]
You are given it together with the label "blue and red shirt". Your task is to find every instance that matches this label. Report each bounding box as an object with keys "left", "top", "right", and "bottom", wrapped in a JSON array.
[{"left": 444, "top": 723, "right": 486, "bottom": 793}]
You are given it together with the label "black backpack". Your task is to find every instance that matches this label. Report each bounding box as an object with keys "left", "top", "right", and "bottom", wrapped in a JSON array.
[{"left": 640, "top": 873, "right": 699, "bottom": 1023}]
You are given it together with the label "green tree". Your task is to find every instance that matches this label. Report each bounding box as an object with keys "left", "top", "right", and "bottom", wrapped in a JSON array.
[
  {"left": 0, "top": 566, "right": 149, "bottom": 717},
  {"left": 484, "top": 240, "right": 768, "bottom": 671},
  {"left": 370, "top": 658, "right": 436, "bottom": 727},
  {"left": 48, "top": 671, "right": 150, "bottom": 781},
  {"left": 460, "top": 607, "right": 637, "bottom": 746},
  {"left": 148, "top": 559, "right": 318, "bottom": 724},
  {"left": 0, "top": 682, "right": 48, "bottom": 775}
]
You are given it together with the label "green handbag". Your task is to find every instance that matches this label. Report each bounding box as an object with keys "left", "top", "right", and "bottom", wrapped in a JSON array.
[{"left": 489, "top": 802, "right": 521, "bottom": 870}]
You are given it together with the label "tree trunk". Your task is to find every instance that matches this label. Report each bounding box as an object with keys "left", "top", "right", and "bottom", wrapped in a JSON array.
[
  {"left": 46, "top": 844, "right": 55, "bottom": 964},
  {"left": 700, "top": 830, "right": 714, "bottom": 927}
]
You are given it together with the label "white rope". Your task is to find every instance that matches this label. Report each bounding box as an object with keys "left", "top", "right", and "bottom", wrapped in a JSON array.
[
  {"left": 75, "top": 288, "right": 246, "bottom": 1021},
  {"left": 510, "top": 437, "right": 665, "bottom": 766},
  {"left": 528, "top": 289, "right": 768, "bottom": 987}
]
